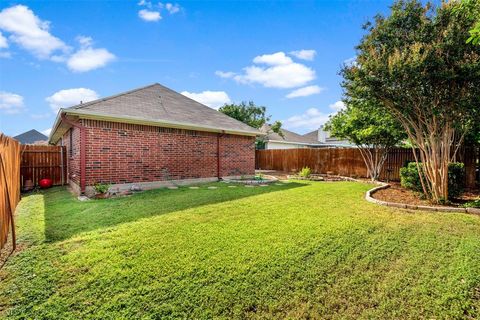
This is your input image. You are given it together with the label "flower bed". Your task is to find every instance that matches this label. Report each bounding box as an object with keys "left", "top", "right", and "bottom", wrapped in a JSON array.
[
  {"left": 222, "top": 175, "right": 278, "bottom": 185},
  {"left": 287, "top": 174, "right": 357, "bottom": 182}
]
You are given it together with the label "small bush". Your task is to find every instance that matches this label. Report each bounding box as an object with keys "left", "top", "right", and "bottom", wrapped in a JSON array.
[
  {"left": 400, "top": 162, "right": 424, "bottom": 193},
  {"left": 254, "top": 173, "right": 264, "bottom": 181},
  {"left": 448, "top": 162, "right": 465, "bottom": 198},
  {"left": 94, "top": 183, "right": 110, "bottom": 194},
  {"left": 399, "top": 162, "right": 465, "bottom": 199},
  {"left": 464, "top": 199, "right": 480, "bottom": 208},
  {"left": 299, "top": 167, "right": 311, "bottom": 178}
]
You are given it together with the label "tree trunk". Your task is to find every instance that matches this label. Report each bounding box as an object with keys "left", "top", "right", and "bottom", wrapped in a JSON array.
[
  {"left": 409, "top": 123, "right": 462, "bottom": 204},
  {"left": 358, "top": 146, "right": 388, "bottom": 181}
]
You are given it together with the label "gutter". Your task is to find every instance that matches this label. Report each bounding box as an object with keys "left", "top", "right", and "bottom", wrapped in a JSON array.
[
  {"left": 267, "top": 139, "right": 355, "bottom": 148},
  {"left": 52, "top": 109, "right": 260, "bottom": 140},
  {"left": 60, "top": 114, "right": 86, "bottom": 194}
]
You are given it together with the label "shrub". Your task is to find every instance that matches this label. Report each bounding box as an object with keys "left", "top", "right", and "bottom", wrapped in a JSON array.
[
  {"left": 94, "top": 183, "right": 110, "bottom": 194},
  {"left": 400, "top": 162, "right": 465, "bottom": 199},
  {"left": 299, "top": 167, "right": 311, "bottom": 178},
  {"left": 464, "top": 199, "right": 480, "bottom": 208},
  {"left": 254, "top": 173, "right": 264, "bottom": 181},
  {"left": 400, "top": 162, "right": 424, "bottom": 193},
  {"left": 448, "top": 162, "right": 465, "bottom": 198}
]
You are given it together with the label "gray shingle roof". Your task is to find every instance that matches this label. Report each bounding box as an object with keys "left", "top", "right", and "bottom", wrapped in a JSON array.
[
  {"left": 52, "top": 83, "right": 260, "bottom": 141},
  {"left": 303, "top": 129, "right": 355, "bottom": 146},
  {"left": 261, "top": 124, "right": 314, "bottom": 144},
  {"left": 13, "top": 129, "right": 48, "bottom": 144},
  {"left": 302, "top": 130, "right": 320, "bottom": 143}
]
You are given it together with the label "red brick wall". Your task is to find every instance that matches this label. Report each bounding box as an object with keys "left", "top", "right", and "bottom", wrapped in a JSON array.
[
  {"left": 58, "top": 127, "right": 81, "bottom": 186},
  {"left": 220, "top": 134, "right": 256, "bottom": 177},
  {"left": 80, "top": 119, "right": 255, "bottom": 186}
]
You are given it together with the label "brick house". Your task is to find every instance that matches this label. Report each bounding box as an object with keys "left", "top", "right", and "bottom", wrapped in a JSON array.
[{"left": 48, "top": 83, "right": 260, "bottom": 195}]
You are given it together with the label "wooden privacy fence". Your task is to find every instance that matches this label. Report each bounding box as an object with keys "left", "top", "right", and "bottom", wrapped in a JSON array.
[
  {"left": 256, "top": 147, "right": 479, "bottom": 186},
  {"left": 20, "top": 145, "right": 66, "bottom": 189},
  {"left": 0, "top": 134, "right": 21, "bottom": 251}
]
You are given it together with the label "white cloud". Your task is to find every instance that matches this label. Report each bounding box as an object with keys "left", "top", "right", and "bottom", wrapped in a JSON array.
[
  {"left": 282, "top": 108, "right": 331, "bottom": 131},
  {"left": 215, "top": 70, "right": 236, "bottom": 78},
  {"left": 137, "top": 1, "right": 181, "bottom": 21},
  {"left": 344, "top": 56, "right": 357, "bottom": 66},
  {"left": 181, "top": 91, "right": 231, "bottom": 110},
  {"left": 76, "top": 35, "right": 93, "bottom": 48},
  {"left": 253, "top": 52, "right": 292, "bottom": 65},
  {"left": 225, "top": 51, "right": 316, "bottom": 89},
  {"left": 42, "top": 128, "right": 52, "bottom": 136},
  {"left": 289, "top": 49, "right": 316, "bottom": 61},
  {"left": 165, "top": 3, "right": 181, "bottom": 14},
  {"left": 286, "top": 85, "right": 324, "bottom": 99},
  {"left": 234, "top": 63, "right": 315, "bottom": 89},
  {"left": 0, "top": 5, "right": 68, "bottom": 59},
  {"left": 0, "top": 51, "right": 11, "bottom": 58},
  {"left": 138, "top": 9, "right": 161, "bottom": 22},
  {"left": 0, "top": 5, "right": 115, "bottom": 72},
  {"left": 0, "top": 32, "right": 8, "bottom": 48},
  {"left": 46, "top": 88, "right": 99, "bottom": 113},
  {"left": 329, "top": 100, "right": 345, "bottom": 111},
  {"left": 282, "top": 100, "right": 345, "bottom": 131},
  {"left": 138, "top": 0, "right": 150, "bottom": 7},
  {"left": 0, "top": 91, "right": 24, "bottom": 114},
  {"left": 67, "top": 38, "right": 116, "bottom": 72}
]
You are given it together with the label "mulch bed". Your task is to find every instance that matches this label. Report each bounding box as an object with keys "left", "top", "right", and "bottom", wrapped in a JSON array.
[{"left": 373, "top": 182, "right": 480, "bottom": 208}]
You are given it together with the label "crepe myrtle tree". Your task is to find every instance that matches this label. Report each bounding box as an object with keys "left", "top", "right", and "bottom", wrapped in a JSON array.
[
  {"left": 456, "top": 0, "right": 480, "bottom": 45},
  {"left": 325, "top": 100, "right": 405, "bottom": 181},
  {"left": 218, "top": 101, "right": 283, "bottom": 148},
  {"left": 344, "top": 0, "right": 480, "bottom": 203}
]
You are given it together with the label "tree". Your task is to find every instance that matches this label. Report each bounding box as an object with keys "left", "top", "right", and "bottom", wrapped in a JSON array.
[
  {"left": 219, "top": 101, "right": 270, "bottom": 129},
  {"left": 344, "top": 0, "right": 480, "bottom": 203},
  {"left": 456, "top": 0, "right": 480, "bottom": 45},
  {"left": 325, "top": 99, "right": 405, "bottom": 181},
  {"left": 219, "top": 101, "right": 283, "bottom": 148}
]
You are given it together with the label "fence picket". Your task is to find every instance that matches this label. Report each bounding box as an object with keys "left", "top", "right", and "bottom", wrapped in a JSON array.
[
  {"left": 0, "top": 134, "right": 21, "bottom": 251},
  {"left": 20, "top": 145, "right": 66, "bottom": 188},
  {"left": 256, "top": 147, "right": 478, "bottom": 186}
]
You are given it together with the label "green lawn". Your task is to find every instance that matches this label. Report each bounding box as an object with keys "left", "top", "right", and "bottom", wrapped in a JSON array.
[{"left": 1, "top": 181, "right": 480, "bottom": 319}]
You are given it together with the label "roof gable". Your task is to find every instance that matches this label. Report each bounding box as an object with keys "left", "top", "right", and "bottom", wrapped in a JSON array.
[
  {"left": 63, "top": 83, "right": 258, "bottom": 135},
  {"left": 261, "top": 124, "right": 314, "bottom": 144},
  {"left": 13, "top": 129, "right": 48, "bottom": 144}
]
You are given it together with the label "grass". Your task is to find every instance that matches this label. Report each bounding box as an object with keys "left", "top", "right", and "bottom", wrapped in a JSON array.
[{"left": 1, "top": 181, "right": 480, "bottom": 319}]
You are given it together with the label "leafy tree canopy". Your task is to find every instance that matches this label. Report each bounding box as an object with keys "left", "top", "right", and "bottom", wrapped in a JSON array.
[
  {"left": 454, "top": 0, "right": 480, "bottom": 45},
  {"left": 218, "top": 101, "right": 283, "bottom": 148},
  {"left": 325, "top": 100, "right": 405, "bottom": 149},
  {"left": 325, "top": 99, "right": 406, "bottom": 180},
  {"left": 344, "top": 0, "right": 480, "bottom": 201},
  {"left": 219, "top": 101, "right": 271, "bottom": 129}
]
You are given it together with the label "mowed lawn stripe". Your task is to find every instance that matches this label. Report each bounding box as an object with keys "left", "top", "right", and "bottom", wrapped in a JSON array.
[{"left": 1, "top": 181, "right": 479, "bottom": 319}]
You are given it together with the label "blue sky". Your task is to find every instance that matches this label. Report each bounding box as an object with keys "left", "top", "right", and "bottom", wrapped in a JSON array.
[{"left": 0, "top": 0, "right": 394, "bottom": 137}]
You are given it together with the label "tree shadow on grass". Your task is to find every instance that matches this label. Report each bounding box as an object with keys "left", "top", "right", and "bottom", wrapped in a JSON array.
[{"left": 41, "top": 182, "right": 306, "bottom": 242}]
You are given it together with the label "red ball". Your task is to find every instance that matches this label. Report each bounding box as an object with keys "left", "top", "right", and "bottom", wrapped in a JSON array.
[{"left": 39, "top": 178, "right": 53, "bottom": 188}]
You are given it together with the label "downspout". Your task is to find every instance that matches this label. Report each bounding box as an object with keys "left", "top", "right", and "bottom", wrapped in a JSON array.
[
  {"left": 217, "top": 131, "right": 226, "bottom": 180},
  {"left": 61, "top": 113, "right": 86, "bottom": 194}
]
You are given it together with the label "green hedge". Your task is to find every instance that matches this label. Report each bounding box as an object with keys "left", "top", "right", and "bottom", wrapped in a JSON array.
[{"left": 400, "top": 162, "right": 465, "bottom": 199}]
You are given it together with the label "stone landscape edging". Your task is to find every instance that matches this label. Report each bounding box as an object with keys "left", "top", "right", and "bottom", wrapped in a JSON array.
[
  {"left": 287, "top": 174, "right": 480, "bottom": 215},
  {"left": 364, "top": 181, "right": 480, "bottom": 215}
]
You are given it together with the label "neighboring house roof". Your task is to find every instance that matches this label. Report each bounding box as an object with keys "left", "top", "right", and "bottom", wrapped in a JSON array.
[
  {"left": 49, "top": 83, "right": 261, "bottom": 144},
  {"left": 13, "top": 129, "right": 48, "bottom": 144},
  {"left": 260, "top": 124, "right": 315, "bottom": 145},
  {"left": 302, "top": 130, "right": 320, "bottom": 143},
  {"left": 303, "top": 128, "right": 355, "bottom": 147}
]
